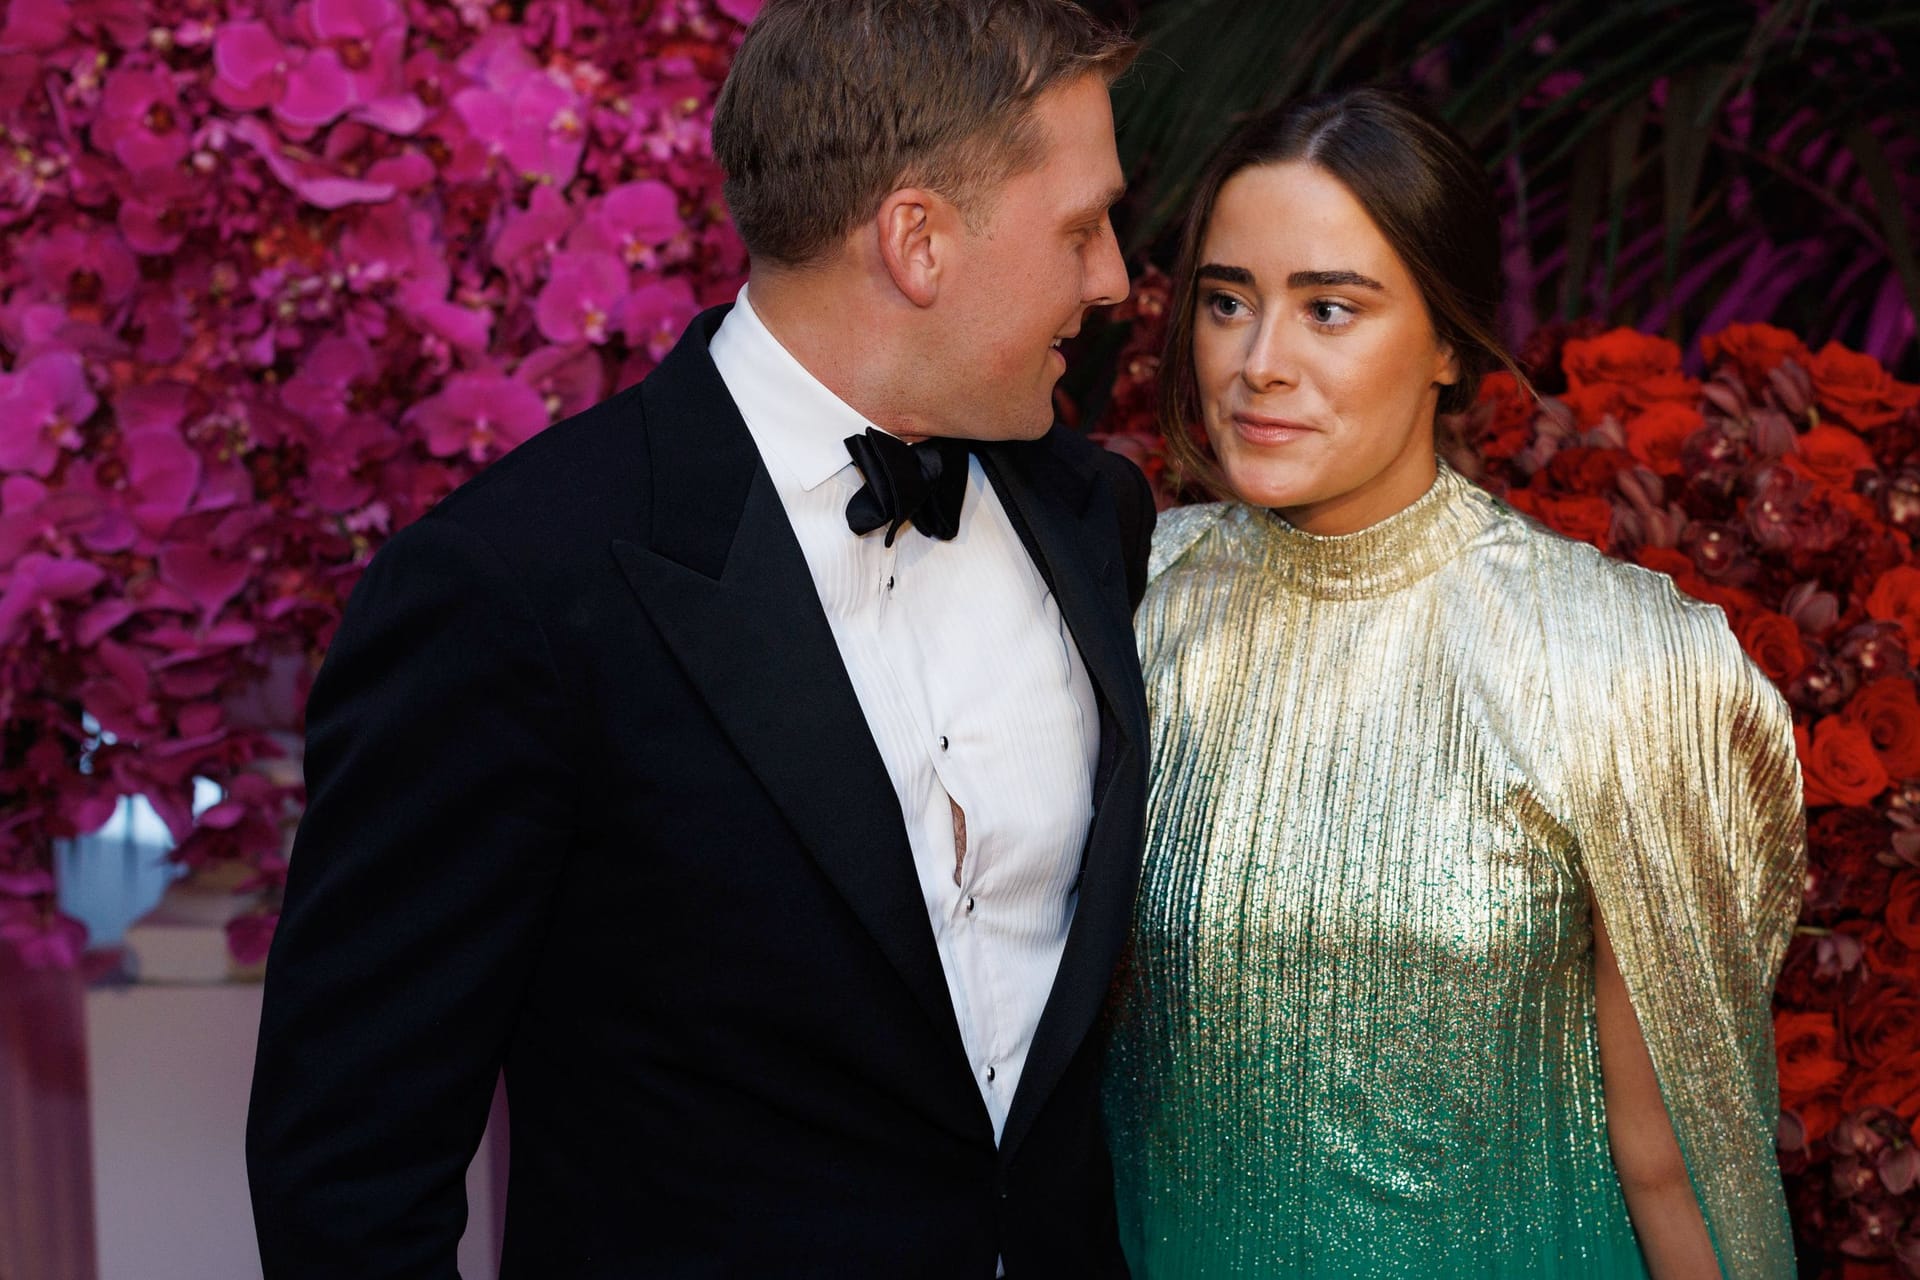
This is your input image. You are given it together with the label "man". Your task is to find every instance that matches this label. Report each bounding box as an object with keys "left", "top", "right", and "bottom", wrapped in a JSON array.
[{"left": 245, "top": 1, "right": 1153, "bottom": 1274}]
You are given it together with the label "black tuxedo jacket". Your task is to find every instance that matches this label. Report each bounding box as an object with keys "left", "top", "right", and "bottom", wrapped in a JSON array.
[{"left": 246, "top": 307, "right": 1155, "bottom": 1278}]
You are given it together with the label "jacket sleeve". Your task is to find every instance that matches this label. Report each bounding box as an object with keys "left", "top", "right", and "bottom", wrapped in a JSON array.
[
  {"left": 246, "top": 512, "right": 579, "bottom": 1279},
  {"left": 1546, "top": 564, "right": 1804, "bottom": 1279}
]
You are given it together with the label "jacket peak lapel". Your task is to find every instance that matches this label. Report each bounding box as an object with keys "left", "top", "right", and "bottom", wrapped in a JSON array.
[{"left": 611, "top": 313, "right": 967, "bottom": 1069}]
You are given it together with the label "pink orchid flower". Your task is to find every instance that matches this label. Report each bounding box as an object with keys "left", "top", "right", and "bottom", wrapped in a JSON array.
[
  {"left": 0, "top": 551, "right": 107, "bottom": 647},
  {"left": 0, "top": 902, "right": 87, "bottom": 970},
  {"left": 22, "top": 223, "right": 140, "bottom": 313},
  {"left": 92, "top": 65, "right": 189, "bottom": 173},
  {"left": 297, "top": 0, "right": 422, "bottom": 133},
  {"left": 452, "top": 37, "right": 587, "bottom": 184},
  {"left": 230, "top": 115, "right": 397, "bottom": 208},
  {"left": 282, "top": 334, "right": 377, "bottom": 437},
  {"left": 574, "top": 181, "right": 684, "bottom": 267},
  {"left": 517, "top": 345, "right": 606, "bottom": 422},
  {"left": 226, "top": 911, "right": 280, "bottom": 966},
  {"left": 618, "top": 278, "right": 700, "bottom": 362},
  {"left": 535, "top": 250, "right": 628, "bottom": 346},
  {"left": 0, "top": 0, "right": 73, "bottom": 53},
  {"left": 413, "top": 372, "right": 549, "bottom": 462},
  {"left": 117, "top": 383, "right": 203, "bottom": 536},
  {"left": 157, "top": 543, "right": 255, "bottom": 619},
  {"left": 213, "top": 0, "right": 422, "bottom": 134},
  {"left": 0, "top": 350, "right": 97, "bottom": 477},
  {"left": 493, "top": 184, "right": 577, "bottom": 281}
]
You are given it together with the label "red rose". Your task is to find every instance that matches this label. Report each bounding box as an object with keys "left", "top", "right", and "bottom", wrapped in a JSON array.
[
  {"left": 1543, "top": 445, "right": 1634, "bottom": 496},
  {"left": 1467, "top": 371, "right": 1535, "bottom": 461},
  {"left": 1777, "top": 1009, "right": 1850, "bottom": 1102},
  {"left": 1738, "top": 610, "right": 1810, "bottom": 682},
  {"left": 1787, "top": 423, "right": 1877, "bottom": 491},
  {"left": 1807, "top": 340, "right": 1920, "bottom": 431},
  {"left": 1798, "top": 716, "right": 1892, "bottom": 808},
  {"left": 1505, "top": 489, "right": 1613, "bottom": 551},
  {"left": 1843, "top": 1063, "right": 1920, "bottom": 1139},
  {"left": 1844, "top": 678, "right": 1920, "bottom": 779},
  {"left": 1866, "top": 566, "right": 1920, "bottom": 663},
  {"left": 1787, "top": 1092, "right": 1846, "bottom": 1146},
  {"left": 1839, "top": 978, "right": 1920, "bottom": 1071},
  {"left": 1622, "top": 402, "right": 1703, "bottom": 476},
  {"left": 1628, "top": 545, "right": 1756, "bottom": 620},
  {"left": 1559, "top": 381, "right": 1631, "bottom": 428},
  {"left": 1775, "top": 935, "right": 1823, "bottom": 1010},
  {"left": 1636, "top": 545, "right": 1706, "bottom": 598},
  {"left": 1863, "top": 919, "right": 1915, "bottom": 979},
  {"left": 1563, "top": 327, "right": 1685, "bottom": 388},
  {"left": 1701, "top": 322, "right": 1811, "bottom": 389},
  {"left": 1558, "top": 374, "right": 1699, "bottom": 429},
  {"left": 1888, "top": 872, "right": 1920, "bottom": 952},
  {"left": 1806, "top": 808, "right": 1895, "bottom": 918},
  {"left": 1634, "top": 546, "right": 1693, "bottom": 578}
]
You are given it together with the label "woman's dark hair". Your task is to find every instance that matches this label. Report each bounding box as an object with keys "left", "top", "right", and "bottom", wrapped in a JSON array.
[{"left": 1159, "top": 86, "right": 1530, "bottom": 497}]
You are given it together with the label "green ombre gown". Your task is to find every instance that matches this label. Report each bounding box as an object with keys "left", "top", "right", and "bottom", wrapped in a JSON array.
[{"left": 1104, "top": 466, "right": 1803, "bottom": 1279}]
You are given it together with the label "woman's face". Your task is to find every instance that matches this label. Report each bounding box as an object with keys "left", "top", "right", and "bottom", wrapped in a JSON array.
[{"left": 1191, "top": 160, "right": 1458, "bottom": 534}]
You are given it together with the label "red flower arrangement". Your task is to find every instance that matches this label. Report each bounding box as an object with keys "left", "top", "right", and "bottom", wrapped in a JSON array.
[
  {"left": 1441, "top": 323, "right": 1920, "bottom": 1274},
  {"left": 0, "top": 0, "right": 756, "bottom": 969},
  {"left": 1093, "top": 293, "right": 1920, "bottom": 1272}
]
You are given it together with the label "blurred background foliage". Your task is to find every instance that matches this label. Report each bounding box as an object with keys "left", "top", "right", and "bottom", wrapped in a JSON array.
[{"left": 1071, "top": 0, "right": 1918, "bottom": 408}]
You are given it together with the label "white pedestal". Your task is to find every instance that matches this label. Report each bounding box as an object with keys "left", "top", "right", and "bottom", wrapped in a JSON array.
[{"left": 84, "top": 979, "right": 506, "bottom": 1280}]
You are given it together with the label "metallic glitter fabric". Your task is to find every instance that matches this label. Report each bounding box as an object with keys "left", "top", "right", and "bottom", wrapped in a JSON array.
[{"left": 1104, "top": 465, "right": 1804, "bottom": 1278}]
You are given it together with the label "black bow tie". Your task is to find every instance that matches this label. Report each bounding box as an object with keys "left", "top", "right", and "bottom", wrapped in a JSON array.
[{"left": 843, "top": 428, "right": 971, "bottom": 546}]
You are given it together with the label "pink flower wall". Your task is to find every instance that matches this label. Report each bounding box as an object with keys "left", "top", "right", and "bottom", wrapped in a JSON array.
[{"left": 0, "top": 0, "right": 759, "bottom": 966}]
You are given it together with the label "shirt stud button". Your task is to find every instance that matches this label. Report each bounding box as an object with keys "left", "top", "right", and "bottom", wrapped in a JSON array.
[
  {"left": 938, "top": 735, "right": 949, "bottom": 751},
  {"left": 965, "top": 895, "right": 975, "bottom": 913},
  {"left": 985, "top": 1065, "right": 996, "bottom": 1082}
]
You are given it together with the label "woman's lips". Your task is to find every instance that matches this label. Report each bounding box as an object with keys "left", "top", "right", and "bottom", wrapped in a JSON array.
[{"left": 1231, "top": 413, "right": 1316, "bottom": 446}]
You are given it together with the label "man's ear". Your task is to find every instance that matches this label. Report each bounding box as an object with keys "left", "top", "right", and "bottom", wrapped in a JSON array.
[{"left": 875, "top": 187, "right": 951, "bottom": 308}]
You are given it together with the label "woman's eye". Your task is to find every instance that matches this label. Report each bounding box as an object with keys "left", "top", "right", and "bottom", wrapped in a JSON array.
[
  {"left": 1309, "top": 300, "right": 1356, "bottom": 327},
  {"left": 1206, "top": 291, "right": 1246, "bottom": 319}
]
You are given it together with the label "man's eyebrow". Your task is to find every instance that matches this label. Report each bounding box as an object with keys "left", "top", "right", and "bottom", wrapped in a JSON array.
[
  {"left": 1197, "top": 263, "right": 1253, "bottom": 284},
  {"left": 1071, "top": 181, "right": 1129, "bottom": 224},
  {"left": 1287, "top": 269, "right": 1385, "bottom": 291}
]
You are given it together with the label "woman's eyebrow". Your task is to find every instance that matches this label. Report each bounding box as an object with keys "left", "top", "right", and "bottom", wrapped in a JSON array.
[
  {"left": 1286, "top": 268, "right": 1385, "bottom": 291},
  {"left": 1197, "top": 263, "right": 1253, "bottom": 284}
]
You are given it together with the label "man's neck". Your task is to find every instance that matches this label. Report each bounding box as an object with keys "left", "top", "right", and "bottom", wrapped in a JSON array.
[{"left": 746, "top": 269, "right": 933, "bottom": 441}]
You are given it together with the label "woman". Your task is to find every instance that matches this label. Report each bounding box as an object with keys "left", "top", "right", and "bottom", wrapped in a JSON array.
[{"left": 1103, "top": 88, "right": 1804, "bottom": 1279}]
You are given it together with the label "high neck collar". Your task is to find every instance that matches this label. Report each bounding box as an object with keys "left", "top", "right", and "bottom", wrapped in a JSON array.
[{"left": 1255, "top": 463, "right": 1500, "bottom": 599}]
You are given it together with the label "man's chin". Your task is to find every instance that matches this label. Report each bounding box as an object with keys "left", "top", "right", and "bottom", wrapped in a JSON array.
[{"left": 943, "top": 411, "right": 1055, "bottom": 444}]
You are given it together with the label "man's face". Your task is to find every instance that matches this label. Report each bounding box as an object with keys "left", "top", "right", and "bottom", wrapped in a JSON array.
[{"left": 930, "top": 74, "right": 1130, "bottom": 441}]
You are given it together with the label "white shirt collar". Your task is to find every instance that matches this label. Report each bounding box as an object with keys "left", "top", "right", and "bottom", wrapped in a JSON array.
[{"left": 709, "top": 284, "right": 877, "bottom": 493}]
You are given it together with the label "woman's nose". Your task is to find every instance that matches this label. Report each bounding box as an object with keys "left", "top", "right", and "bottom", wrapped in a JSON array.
[{"left": 1241, "top": 319, "right": 1298, "bottom": 392}]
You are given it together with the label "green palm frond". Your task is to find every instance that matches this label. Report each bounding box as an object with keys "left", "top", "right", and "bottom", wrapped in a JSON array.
[{"left": 1090, "top": 0, "right": 1919, "bottom": 371}]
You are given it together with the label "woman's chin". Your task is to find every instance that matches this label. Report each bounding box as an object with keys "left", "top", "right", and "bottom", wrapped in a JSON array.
[{"left": 1221, "top": 465, "right": 1318, "bottom": 512}]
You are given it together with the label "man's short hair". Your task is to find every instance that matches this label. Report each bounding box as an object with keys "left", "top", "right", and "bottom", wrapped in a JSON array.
[{"left": 712, "top": 0, "right": 1137, "bottom": 268}]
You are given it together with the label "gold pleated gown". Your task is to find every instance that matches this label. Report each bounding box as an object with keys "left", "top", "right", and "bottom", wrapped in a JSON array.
[{"left": 1104, "top": 465, "right": 1804, "bottom": 1278}]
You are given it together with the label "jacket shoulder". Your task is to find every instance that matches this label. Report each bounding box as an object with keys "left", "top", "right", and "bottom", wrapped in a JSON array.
[{"left": 425, "top": 381, "right": 649, "bottom": 543}]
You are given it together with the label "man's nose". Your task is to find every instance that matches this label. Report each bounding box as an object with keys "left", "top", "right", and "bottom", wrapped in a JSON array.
[{"left": 1084, "top": 227, "right": 1129, "bottom": 308}]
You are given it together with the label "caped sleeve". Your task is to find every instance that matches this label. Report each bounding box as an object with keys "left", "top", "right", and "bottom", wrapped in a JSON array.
[{"left": 1540, "top": 551, "right": 1805, "bottom": 1279}]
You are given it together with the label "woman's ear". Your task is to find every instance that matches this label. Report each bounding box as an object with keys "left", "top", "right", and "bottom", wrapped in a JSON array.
[
  {"left": 874, "top": 187, "right": 945, "bottom": 309},
  {"left": 1433, "top": 339, "right": 1461, "bottom": 391}
]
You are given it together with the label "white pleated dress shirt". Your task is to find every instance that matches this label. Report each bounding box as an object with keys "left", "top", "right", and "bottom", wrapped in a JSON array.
[{"left": 709, "top": 287, "right": 1099, "bottom": 1143}]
